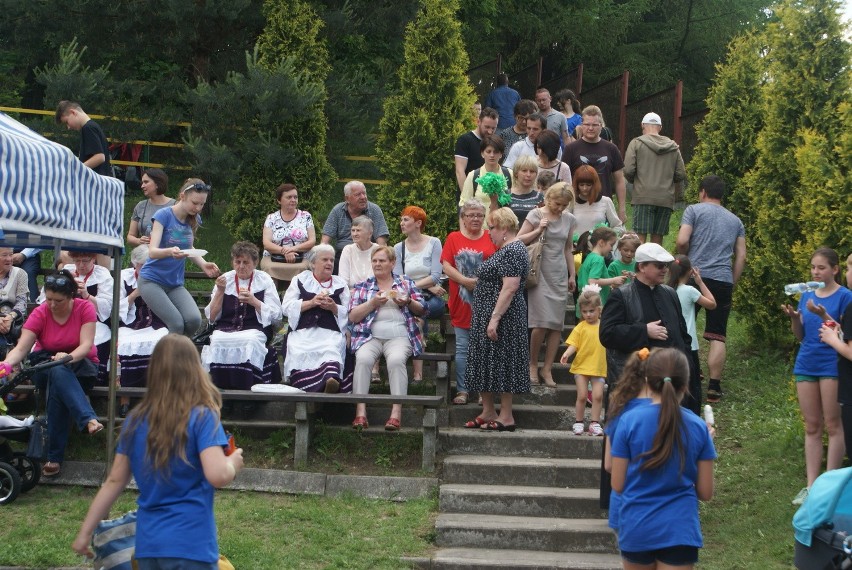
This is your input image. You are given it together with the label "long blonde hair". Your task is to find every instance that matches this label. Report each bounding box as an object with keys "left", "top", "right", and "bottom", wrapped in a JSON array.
[{"left": 121, "top": 334, "right": 222, "bottom": 475}]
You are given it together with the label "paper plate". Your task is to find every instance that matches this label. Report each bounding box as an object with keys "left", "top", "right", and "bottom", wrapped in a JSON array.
[{"left": 181, "top": 248, "right": 208, "bottom": 257}]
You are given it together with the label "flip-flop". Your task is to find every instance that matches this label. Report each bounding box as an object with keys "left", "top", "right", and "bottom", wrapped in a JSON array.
[
  {"left": 87, "top": 420, "right": 104, "bottom": 435},
  {"left": 463, "top": 416, "right": 489, "bottom": 429},
  {"left": 481, "top": 420, "right": 516, "bottom": 432},
  {"left": 42, "top": 462, "right": 61, "bottom": 478}
]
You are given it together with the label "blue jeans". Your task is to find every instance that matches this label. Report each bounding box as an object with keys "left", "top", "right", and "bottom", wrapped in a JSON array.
[
  {"left": 421, "top": 295, "right": 446, "bottom": 337},
  {"left": 136, "top": 558, "right": 218, "bottom": 570},
  {"left": 454, "top": 327, "right": 469, "bottom": 394},
  {"left": 33, "top": 362, "right": 97, "bottom": 463}
]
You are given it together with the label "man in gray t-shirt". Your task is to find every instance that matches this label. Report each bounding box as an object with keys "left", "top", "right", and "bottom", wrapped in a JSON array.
[{"left": 676, "top": 175, "right": 746, "bottom": 403}]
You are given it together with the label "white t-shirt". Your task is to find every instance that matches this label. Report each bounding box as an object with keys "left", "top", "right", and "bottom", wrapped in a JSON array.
[{"left": 676, "top": 284, "right": 701, "bottom": 351}]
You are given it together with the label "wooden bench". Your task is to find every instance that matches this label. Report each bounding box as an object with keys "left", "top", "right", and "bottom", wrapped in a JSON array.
[{"left": 87, "top": 386, "right": 444, "bottom": 472}]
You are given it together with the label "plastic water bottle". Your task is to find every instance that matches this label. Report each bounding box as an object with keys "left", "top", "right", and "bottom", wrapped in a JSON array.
[
  {"left": 784, "top": 281, "right": 825, "bottom": 295},
  {"left": 704, "top": 405, "right": 715, "bottom": 426}
]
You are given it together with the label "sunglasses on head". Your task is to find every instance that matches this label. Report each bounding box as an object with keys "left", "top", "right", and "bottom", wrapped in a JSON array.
[
  {"left": 45, "top": 275, "right": 71, "bottom": 286},
  {"left": 184, "top": 182, "right": 212, "bottom": 193}
]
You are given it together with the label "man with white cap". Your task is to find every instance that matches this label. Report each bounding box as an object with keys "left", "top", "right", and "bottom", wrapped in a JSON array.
[
  {"left": 623, "top": 112, "right": 687, "bottom": 245},
  {"left": 600, "top": 242, "right": 699, "bottom": 412}
]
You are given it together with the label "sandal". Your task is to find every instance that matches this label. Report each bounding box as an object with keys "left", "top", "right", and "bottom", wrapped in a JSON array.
[
  {"left": 352, "top": 416, "right": 369, "bottom": 430},
  {"left": 42, "top": 461, "right": 61, "bottom": 478},
  {"left": 384, "top": 418, "right": 401, "bottom": 431},
  {"left": 463, "top": 416, "right": 488, "bottom": 429},
  {"left": 371, "top": 370, "right": 381, "bottom": 384},
  {"left": 481, "top": 420, "right": 516, "bottom": 432},
  {"left": 706, "top": 386, "right": 723, "bottom": 403},
  {"left": 87, "top": 420, "right": 104, "bottom": 435},
  {"left": 452, "top": 392, "right": 469, "bottom": 405}
]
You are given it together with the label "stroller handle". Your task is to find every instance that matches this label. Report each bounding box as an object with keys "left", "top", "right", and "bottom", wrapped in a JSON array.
[{"left": 0, "top": 355, "right": 75, "bottom": 399}]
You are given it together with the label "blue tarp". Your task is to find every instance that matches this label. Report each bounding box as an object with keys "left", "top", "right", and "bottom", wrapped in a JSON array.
[{"left": 0, "top": 112, "right": 124, "bottom": 251}]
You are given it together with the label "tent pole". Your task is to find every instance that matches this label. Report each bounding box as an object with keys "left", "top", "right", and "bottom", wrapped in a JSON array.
[{"left": 105, "top": 245, "right": 122, "bottom": 479}]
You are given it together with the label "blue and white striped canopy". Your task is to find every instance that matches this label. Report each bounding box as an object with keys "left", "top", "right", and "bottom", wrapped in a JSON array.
[{"left": 0, "top": 112, "right": 124, "bottom": 252}]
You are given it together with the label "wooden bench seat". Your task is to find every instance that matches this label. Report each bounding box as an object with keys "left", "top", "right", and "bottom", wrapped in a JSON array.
[{"left": 87, "top": 386, "right": 444, "bottom": 471}]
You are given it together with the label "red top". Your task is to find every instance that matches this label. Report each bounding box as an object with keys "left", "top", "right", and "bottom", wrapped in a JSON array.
[{"left": 440, "top": 231, "right": 496, "bottom": 329}]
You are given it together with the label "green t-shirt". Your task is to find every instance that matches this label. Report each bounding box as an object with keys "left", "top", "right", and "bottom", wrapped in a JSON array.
[
  {"left": 576, "top": 252, "right": 610, "bottom": 316},
  {"left": 608, "top": 259, "right": 636, "bottom": 282}
]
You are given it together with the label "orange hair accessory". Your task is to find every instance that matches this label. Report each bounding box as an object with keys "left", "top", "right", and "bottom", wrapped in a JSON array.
[{"left": 636, "top": 347, "right": 650, "bottom": 361}]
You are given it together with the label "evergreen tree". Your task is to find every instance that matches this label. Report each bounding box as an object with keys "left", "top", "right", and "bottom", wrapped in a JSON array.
[
  {"left": 736, "top": 0, "right": 851, "bottom": 344},
  {"left": 186, "top": 0, "right": 337, "bottom": 243},
  {"left": 686, "top": 31, "right": 767, "bottom": 220},
  {"left": 375, "top": 0, "right": 475, "bottom": 242}
]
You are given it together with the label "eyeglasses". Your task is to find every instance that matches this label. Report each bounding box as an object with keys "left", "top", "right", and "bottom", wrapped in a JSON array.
[
  {"left": 651, "top": 262, "right": 669, "bottom": 270},
  {"left": 464, "top": 213, "right": 485, "bottom": 219},
  {"left": 487, "top": 225, "right": 496, "bottom": 230},
  {"left": 45, "top": 275, "right": 71, "bottom": 286}
]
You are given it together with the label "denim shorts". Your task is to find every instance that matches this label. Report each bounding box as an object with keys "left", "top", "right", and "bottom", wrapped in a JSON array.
[{"left": 621, "top": 545, "right": 699, "bottom": 566}]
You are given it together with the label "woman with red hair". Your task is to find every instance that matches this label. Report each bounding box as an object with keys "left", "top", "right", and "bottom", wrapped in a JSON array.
[
  {"left": 571, "top": 165, "right": 624, "bottom": 236},
  {"left": 394, "top": 206, "right": 446, "bottom": 382}
]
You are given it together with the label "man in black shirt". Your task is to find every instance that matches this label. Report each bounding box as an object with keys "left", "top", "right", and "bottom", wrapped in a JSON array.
[
  {"left": 55, "top": 100, "right": 112, "bottom": 176},
  {"left": 454, "top": 107, "right": 498, "bottom": 199}
]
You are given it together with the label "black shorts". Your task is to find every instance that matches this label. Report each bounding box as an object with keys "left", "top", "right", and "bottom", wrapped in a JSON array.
[
  {"left": 701, "top": 278, "right": 734, "bottom": 342},
  {"left": 621, "top": 545, "right": 699, "bottom": 566}
]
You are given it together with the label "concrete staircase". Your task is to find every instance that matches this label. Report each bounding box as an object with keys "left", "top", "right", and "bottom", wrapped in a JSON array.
[{"left": 416, "top": 300, "right": 621, "bottom": 569}]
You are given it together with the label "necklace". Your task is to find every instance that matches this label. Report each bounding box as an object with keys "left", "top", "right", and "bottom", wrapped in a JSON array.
[
  {"left": 235, "top": 272, "right": 254, "bottom": 303},
  {"left": 314, "top": 274, "right": 333, "bottom": 289}
]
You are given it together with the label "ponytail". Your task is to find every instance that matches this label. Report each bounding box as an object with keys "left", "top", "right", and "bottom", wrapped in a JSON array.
[
  {"left": 608, "top": 348, "right": 650, "bottom": 420},
  {"left": 636, "top": 348, "right": 690, "bottom": 472}
]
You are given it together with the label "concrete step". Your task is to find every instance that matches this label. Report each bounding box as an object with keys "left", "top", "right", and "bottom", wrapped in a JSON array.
[
  {"left": 442, "top": 455, "right": 601, "bottom": 488},
  {"left": 440, "top": 428, "right": 603, "bottom": 459},
  {"left": 514, "top": 382, "right": 579, "bottom": 406},
  {"left": 449, "top": 404, "right": 582, "bottom": 430},
  {"left": 440, "top": 484, "right": 604, "bottom": 519},
  {"left": 435, "top": 513, "right": 618, "bottom": 553},
  {"left": 422, "top": 548, "right": 621, "bottom": 569}
]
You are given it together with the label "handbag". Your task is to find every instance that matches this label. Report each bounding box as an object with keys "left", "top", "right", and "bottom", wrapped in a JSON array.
[
  {"left": 26, "top": 418, "right": 48, "bottom": 462},
  {"left": 92, "top": 510, "right": 137, "bottom": 570},
  {"left": 191, "top": 321, "right": 216, "bottom": 346},
  {"left": 526, "top": 212, "right": 546, "bottom": 289}
]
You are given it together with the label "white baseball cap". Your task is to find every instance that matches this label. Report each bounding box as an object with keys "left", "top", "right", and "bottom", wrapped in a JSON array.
[{"left": 641, "top": 112, "right": 662, "bottom": 126}]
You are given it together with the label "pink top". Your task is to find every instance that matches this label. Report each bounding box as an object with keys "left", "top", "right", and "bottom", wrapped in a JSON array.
[{"left": 24, "top": 300, "right": 99, "bottom": 363}]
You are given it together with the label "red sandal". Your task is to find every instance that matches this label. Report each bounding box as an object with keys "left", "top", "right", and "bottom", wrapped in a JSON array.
[
  {"left": 352, "top": 416, "right": 369, "bottom": 430},
  {"left": 384, "top": 418, "right": 401, "bottom": 431}
]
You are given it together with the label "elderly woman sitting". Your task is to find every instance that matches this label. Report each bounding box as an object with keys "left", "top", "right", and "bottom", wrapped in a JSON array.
[
  {"left": 0, "top": 247, "right": 29, "bottom": 359},
  {"left": 348, "top": 246, "right": 426, "bottom": 431},
  {"left": 339, "top": 215, "right": 379, "bottom": 289},
  {"left": 281, "top": 244, "right": 351, "bottom": 393},
  {"left": 201, "top": 242, "right": 283, "bottom": 390},
  {"left": 117, "top": 245, "right": 169, "bottom": 416}
]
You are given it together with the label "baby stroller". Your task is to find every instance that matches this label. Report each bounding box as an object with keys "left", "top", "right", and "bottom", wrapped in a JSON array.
[
  {"left": 794, "top": 466, "right": 852, "bottom": 569},
  {"left": 0, "top": 355, "right": 72, "bottom": 505}
]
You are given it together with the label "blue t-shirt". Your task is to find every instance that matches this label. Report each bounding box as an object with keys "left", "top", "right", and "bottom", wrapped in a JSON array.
[
  {"left": 139, "top": 207, "right": 197, "bottom": 287},
  {"left": 604, "top": 397, "right": 652, "bottom": 531},
  {"left": 565, "top": 114, "right": 582, "bottom": 137},
  {"left": 117, "top": 407, "right": 227, "bottom": 563},
  {"left": 611, "top": 404, "right": 717, "bottom": 551},
  {"left": 794, "top": 287, "right": 852, "bottom": 377}
]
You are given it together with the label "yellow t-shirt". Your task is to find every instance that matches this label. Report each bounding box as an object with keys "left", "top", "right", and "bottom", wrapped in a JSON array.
[{"left": 565, "top": 320, "right": 607, "bottom": 378}]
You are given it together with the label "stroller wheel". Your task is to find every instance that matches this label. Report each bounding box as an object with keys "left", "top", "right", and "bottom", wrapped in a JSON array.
[
  {"left": 0, "top": 461, "right": 22, "bottom": 505},
  {"left": 10, "top": 452, "right": 39, "bottom": 492}
]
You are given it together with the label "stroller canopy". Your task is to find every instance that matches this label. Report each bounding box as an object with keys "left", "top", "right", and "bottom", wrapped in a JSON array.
[
  {"left": 793, "top": 466, "right": 852, "bottom": 547},
  {"left": 0, "top": 112, "right": 124, "bottom": 251}
]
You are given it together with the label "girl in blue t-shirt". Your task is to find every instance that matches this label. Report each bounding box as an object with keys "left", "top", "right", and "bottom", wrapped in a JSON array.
[
  {"left": 781, "top": 247, "right": 852, "bottom": 505},
  {"left": 138, "top": 179, "right": 220, "bottom": 336},
  {"left": 73, "top": 334, "right": 244, "bottom": 567},
  {"left": 611, "top": 347, "right": 716, "bottom": 569},
  {"left": 602, "top": 347, "right": 654, "bottom": 532}
]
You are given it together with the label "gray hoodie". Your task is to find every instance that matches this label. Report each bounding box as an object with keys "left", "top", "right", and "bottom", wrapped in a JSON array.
[{"left": 623, "top": 134, "right": 687, "bottom": 208}]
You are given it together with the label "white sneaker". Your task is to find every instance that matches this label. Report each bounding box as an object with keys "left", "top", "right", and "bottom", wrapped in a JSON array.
[
  {"left": 588, "top": 422, "right": 604, "bottom": 436},
  {"left": 792, "top": 487, "right": 809, "bottom": 506},
  {"left": 573, "top": 422, "right": 585, "bottom": 435}
]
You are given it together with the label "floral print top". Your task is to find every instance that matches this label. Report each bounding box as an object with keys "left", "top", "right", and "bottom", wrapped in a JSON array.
[{"left": 263, "top": 209, "right": 314, "bottom": 256}]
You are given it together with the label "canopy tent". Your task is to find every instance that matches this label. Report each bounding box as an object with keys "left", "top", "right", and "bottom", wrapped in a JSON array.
[{"left": 0, "top": 111, "right": 124, "bottom": 470}]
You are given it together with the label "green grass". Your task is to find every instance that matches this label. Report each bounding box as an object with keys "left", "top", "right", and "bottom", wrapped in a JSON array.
[
  {"left": 0, "top": 486, "right": 437, "bottom": 569},
  {"left": 698, "top": 313, "right": 804, "bottom": 569}
]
